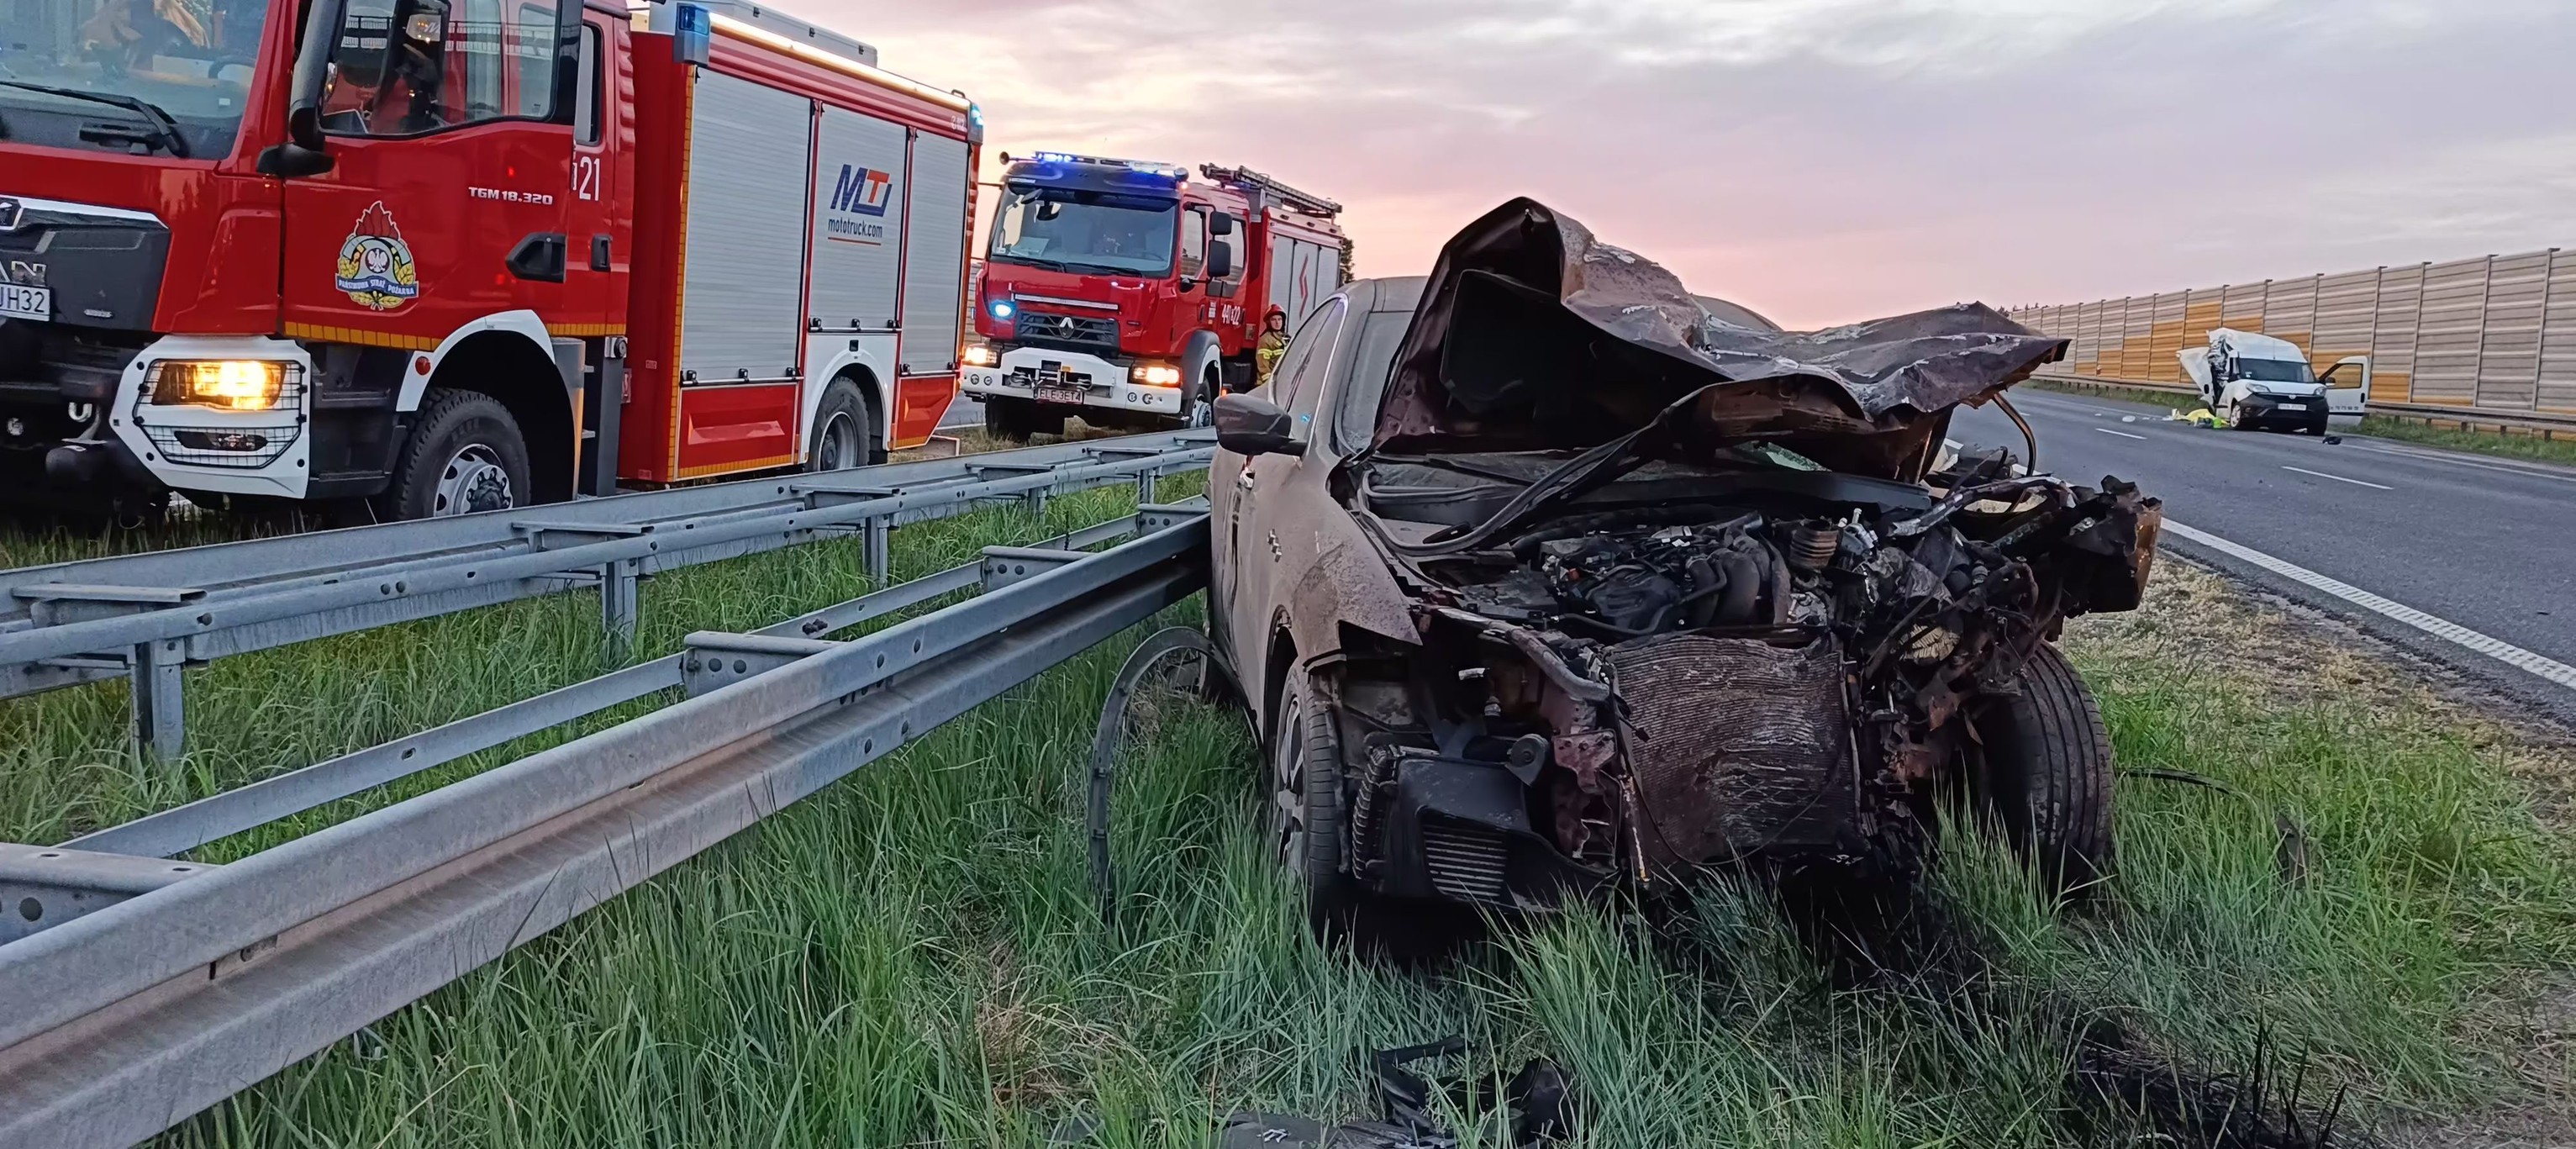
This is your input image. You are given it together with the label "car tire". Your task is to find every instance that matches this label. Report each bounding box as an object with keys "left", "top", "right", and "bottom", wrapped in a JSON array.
[
  {"left": 1271, "top": 663, "right": 1355, "bottom": 932},
  {"left": 1971, "top": 643, "right": 2115, "bottom": 895},
  {"left": 375, "top": 388, "right": 532, "bottom": 520},
  {"left": 807, "top": 379, "right": 883, "bottom": 471}
]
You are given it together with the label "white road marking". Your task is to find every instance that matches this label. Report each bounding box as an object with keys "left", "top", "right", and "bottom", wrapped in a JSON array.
[
  {"left": 2094, "top": 427, "right": 2147, "bottom": 440},
  {"left": 2340, "top": 440, "right": 2576, "bottom": 486},
  {"left": 2161, "top": 520, "right": 2576, "bottom": 693},
  {"left": 2280, "top": 465, "right": 2390, "bottom": 490}
]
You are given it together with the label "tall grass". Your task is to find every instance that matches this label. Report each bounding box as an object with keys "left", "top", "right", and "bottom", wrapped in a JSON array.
[{"left": 90, "top": 558, "right": 2568, "bottom": 1146}]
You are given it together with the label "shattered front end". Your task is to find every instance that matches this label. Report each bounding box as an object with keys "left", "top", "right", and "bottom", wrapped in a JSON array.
[{"left": 1333, "top": 200, "right": 2161, "bottom": 909}]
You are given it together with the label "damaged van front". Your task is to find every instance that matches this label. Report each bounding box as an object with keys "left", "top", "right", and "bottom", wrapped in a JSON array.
[{"left": 1209, "top": 200, "right": 2161, "bottom": 926}]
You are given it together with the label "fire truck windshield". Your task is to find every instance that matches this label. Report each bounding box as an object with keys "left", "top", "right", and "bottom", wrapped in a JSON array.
[
  {"left": 0, "top": 0, "right": 270, "bottom": 158},
  {"left": 988, "top": 186, "right": 1178, "bottom": 277}
]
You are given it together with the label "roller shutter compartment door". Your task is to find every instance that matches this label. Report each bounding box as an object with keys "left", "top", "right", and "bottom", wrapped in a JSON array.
[
  {"left": 808, "top": 107, "right": 909, "bottom": 333},
  {"left": 680, "top": 71, "right": 813, "bottom": 384},
  {"left": 898, "top": 134, "right": 972, "bottom": 375}
]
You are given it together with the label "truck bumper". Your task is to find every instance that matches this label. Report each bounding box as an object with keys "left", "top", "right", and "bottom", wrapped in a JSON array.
[
  {"left": 2235, "top": 394, "right": 2330, "bottom": 432},
  {"left": 959, "top": 346, "right": 1185, "bottom": 420},
  {"left": 0, "top": 332, "right": 316, "bottom": 503}
]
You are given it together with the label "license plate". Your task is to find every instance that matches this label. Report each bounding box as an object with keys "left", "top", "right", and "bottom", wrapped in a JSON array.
[
  {"left": 0, "top": 283, "right": 47, "bottom": 321},
  {"left": 1035, "top": 382, "right": 1084, "bottom": 404}
]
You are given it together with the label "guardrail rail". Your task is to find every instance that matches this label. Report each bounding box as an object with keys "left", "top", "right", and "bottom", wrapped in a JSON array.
[{"left": 2, "top": 431, "right": 1215, "bottom": 756}]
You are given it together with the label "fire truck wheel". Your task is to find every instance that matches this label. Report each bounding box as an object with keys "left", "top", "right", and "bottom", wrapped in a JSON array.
[
  {"left": 807, "top": 380, "right": 882, "bottom": 471},
  {"left": 1184, "top": 366, "right": 1219, "bottom": 429},
  {"left": 376, "top": 389, "right": 533, "bottom": 520}
]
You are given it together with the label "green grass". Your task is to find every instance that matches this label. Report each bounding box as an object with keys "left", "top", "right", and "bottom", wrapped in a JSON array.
[
  {"left": 8, "top": 497, "right": 2569, "bottom": 1145},
  {"left": 2352, "top": 414, "right": 2576, "bottom": 468}
]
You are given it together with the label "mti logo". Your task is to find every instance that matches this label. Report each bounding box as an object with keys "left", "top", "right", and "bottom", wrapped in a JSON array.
[{"left": 830, "top": 166, "right": 893, "bottom": 217}]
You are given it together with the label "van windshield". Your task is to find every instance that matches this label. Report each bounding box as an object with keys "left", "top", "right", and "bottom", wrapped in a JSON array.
[
  {"left": 0, "top": 0, "right": 270, "bottom": 158},
  {"left": 2235, "top": 357, "right": 2315, "bottom": 384},
  {"left": 988, "top": 186, "right": 1177, "bottom": 277}
]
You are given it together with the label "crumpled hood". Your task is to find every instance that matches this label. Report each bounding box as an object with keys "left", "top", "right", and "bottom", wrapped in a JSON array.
[{"left": 1372, "top": 198, "right": 2070, "bottom": 478}]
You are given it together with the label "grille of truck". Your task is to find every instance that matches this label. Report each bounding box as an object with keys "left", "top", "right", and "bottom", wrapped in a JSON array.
[{"left": 1014, "top": 311, "right": 1118, "bottom": 354}]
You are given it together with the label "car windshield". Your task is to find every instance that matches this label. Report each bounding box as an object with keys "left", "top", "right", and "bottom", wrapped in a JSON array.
[
  {"left": 2235, "top": 356, "right": 2315, "bottom": 384},
  {"left": 1335, "top": 309, "right": 1413, "bottom": 451},
  {"left": 988, "top": 186, "right": 1177, "bottom": 277},
  {"left": 0, "top": 0, "right": 269, "bottom": 157}
]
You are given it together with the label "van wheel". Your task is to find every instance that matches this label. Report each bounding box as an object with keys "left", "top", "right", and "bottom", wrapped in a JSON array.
[
  {"left": 377, "top": 389, "right": 531, "bottom": 520},
  {"left": 808, "top": 380, "right": 882, "bottom": 471},
  {"left": 1969, "top": 643, "right": 2115, "bottom": 895}
]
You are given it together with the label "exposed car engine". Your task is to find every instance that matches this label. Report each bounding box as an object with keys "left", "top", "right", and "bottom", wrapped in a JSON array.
[{"left": 1337, "top": 451, "right": 2158, "bottom": 905}]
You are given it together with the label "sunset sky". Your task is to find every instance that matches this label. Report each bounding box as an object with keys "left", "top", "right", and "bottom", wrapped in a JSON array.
[{"left": 826, "top": 0, "right": 2573, "bottom": 329}]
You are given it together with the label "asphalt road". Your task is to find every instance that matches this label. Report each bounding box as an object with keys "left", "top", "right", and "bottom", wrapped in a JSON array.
[
  {"left": 1949, "top": 387, "right": 2576, "bottom": 714},
  {"left": 937, "top": 394, "right": 982, "bottom": 430}
]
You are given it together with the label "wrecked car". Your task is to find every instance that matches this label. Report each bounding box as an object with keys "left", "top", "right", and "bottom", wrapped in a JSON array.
[{"left": 1206, "top": 199, "right": 2160, "bottom": 925}]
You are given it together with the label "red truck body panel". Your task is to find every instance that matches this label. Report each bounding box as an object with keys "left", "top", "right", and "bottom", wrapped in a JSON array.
[{"left": 0, "top": 0, "right": 975, "bottom": 504}]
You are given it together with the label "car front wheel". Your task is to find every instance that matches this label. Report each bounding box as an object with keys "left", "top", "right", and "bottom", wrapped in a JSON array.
[
  {"left": 1969, "top": 643, "right": 2115, "bottom": 895},
  {"left": 1271, "top": 664, "right": 1353, "bottom": 931}
]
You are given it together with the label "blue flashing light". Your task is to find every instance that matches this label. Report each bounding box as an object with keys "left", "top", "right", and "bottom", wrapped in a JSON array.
[
  {"left": 672, "top": 3, "right": 711, "bottom": 65},
  {"left": 989, "top": 299, "right": 1014, "bottom": 320}
]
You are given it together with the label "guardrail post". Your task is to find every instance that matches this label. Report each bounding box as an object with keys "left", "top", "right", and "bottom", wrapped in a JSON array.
[
  {"left": 600, "top": 558, "right": 640, "bottom": 657},
  {"left": 866, "top": 514, "right": 891, "bottom": 587},
  {"left": 129, "top": 637, "right": 185, "bottom": 761},
  {"left": 1134, "top": 465, "right": 1157, "bottom": 506}
]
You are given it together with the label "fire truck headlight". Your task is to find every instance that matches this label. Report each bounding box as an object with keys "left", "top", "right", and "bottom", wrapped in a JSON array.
[
  {"left": 1130, "top": 363, "right": 1182, "bottom": 387},
  {"left": 961, "top": 342, "right": 999, "bottom": 368},
  {"left": 988, "top": 299, "right": 1015, "bottom": 321},
  {"left": 149, "top": 360, "right": 295, "bottom": 411}
]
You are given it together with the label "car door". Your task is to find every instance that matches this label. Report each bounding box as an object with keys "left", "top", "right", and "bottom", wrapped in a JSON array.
[{"left": 1221, "top": 296, "right": 1346, "bottom": 694}]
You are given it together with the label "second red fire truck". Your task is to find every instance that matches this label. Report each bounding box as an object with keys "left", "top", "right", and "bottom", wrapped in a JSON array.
[
  {"left": 961, "top": 155, "right": 1346, "bottom": 438},
  {"left": 0, "top": 0, "right": 977, "bottom": 518}
]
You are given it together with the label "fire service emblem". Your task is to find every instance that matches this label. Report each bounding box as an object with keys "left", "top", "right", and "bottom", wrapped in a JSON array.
[{"left": 334, "top": 202, "right": 421, "bottom": 311}]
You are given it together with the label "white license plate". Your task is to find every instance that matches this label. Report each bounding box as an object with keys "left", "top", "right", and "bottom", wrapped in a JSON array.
[
  {"left": 1035, "top": 382, "right": 1085, "bottom": 404},
  {"left": 0, "top": 283, "right": 47, "bottom": 321}
]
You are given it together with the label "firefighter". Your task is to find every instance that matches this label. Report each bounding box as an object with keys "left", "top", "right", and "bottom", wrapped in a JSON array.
[{"left": 1253, "top": 307, "right": 1290, "bottom": 391}]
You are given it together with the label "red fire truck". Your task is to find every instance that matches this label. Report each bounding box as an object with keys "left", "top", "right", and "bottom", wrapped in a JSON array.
[
  {"left": 961, "top": 155, "right": 1344, "bottom": 438},
  {"left": 0, "top": 0, "right": 977, "bottom": 518}
]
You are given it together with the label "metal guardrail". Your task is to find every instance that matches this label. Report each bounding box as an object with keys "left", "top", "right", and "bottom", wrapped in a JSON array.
[
  {"left": 0, "top": 502, "right": 1212, "bottom": 1148},
  {"left": 1, "top": 430, "right": 1216, "bottom": 756},
  {"left": 2030, "top": 372, "right": 2576, "bottom": 437}
]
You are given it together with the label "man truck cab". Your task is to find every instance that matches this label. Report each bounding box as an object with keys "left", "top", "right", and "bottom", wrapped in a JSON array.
[
  {"left": 2178, "top": 328, "right": 2366, "bottom": 434},
  {"left": 0, "top": 0, "right": 977, "bottom": 519},
  {"left": 960, "top": 154, "right": 1343, "bottom": 440}
]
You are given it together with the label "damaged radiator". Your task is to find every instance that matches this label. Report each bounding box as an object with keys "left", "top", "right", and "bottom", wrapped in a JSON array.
[{"left": 1606, "top": 635, "right": 1852, "bottom": 867}]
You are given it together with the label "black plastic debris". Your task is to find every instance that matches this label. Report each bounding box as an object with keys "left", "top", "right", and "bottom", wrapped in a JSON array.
[{"left": 1217, "top": 1037, "right": 1572, "bottom": 1148}]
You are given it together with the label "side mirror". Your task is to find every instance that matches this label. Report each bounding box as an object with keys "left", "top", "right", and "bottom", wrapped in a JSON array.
[
  {"left": 1214, "top": 393, "right": 1298, "bottom": 456},
  {"left": 1205, "top": 243, "right": 1234, "bottom": 279},
  {"left": 281, "top": 0, "right": 343, "bottom": 154},
  {"left": 1209, "top": 212, "right": 1236, "bottom": 237}
]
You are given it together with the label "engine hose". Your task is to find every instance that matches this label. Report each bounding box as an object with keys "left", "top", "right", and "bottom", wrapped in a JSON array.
[{"left": 1083, "top": 625, "right": 1242, "bottom": 925}]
